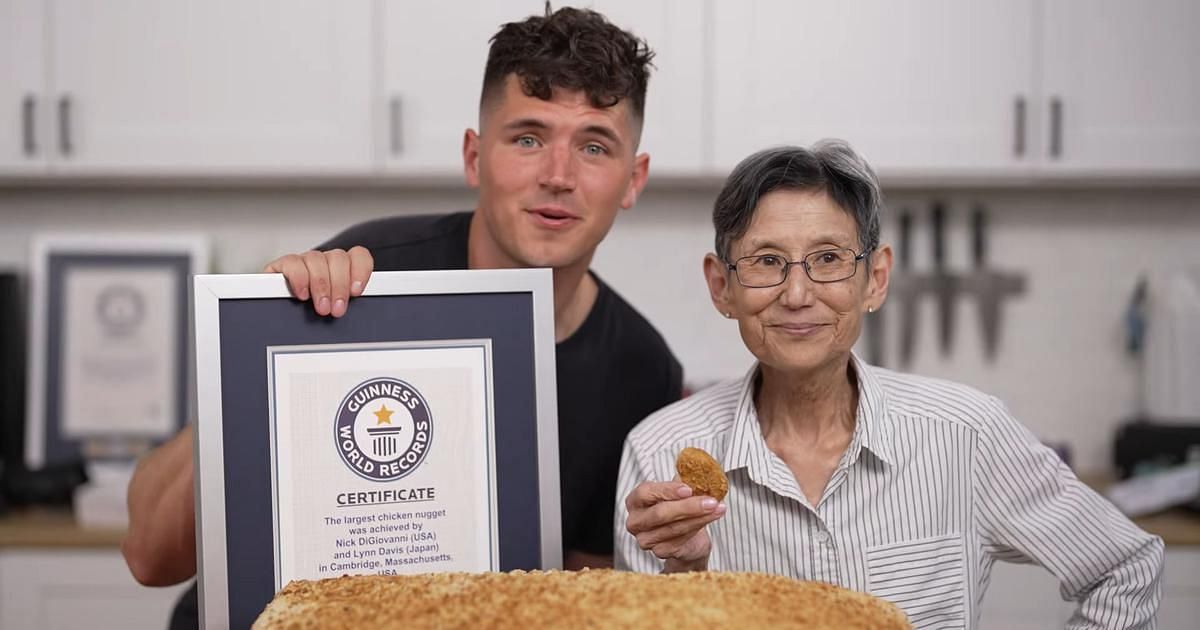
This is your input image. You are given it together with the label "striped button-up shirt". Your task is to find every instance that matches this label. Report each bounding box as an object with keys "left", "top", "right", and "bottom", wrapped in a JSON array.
[{"left": 615, "top": 356, "right": 1163, "bottom": 629}]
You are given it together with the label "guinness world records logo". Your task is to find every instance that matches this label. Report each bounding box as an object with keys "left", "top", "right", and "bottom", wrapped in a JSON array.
[{"left": 334, "top": 377, "right": 432, "bottom": 482}]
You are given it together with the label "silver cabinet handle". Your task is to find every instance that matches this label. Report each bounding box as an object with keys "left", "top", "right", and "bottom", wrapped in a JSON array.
[
  {"left": 58, "top": 94, "right": 73, "bottom": 157},
  {"left": 389, "top": 96, "right": 402, "bottom": 155},
  {"left": 1013, "top": 95, "right": 1026, "bottom": 158},
  {"left": 22, "top": 94, "right": 36, "bottom": 157},
  {"left": 1049, "top": 97, "right": 1063, "bottom": 159}
]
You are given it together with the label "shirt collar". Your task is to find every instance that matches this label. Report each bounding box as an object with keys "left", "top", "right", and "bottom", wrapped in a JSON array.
[
  {"left": 723, "top": 353, "right": 895, "bottom": 480},
  {"left": 848, "top": 352, "right": 896, "bottom": 467}
]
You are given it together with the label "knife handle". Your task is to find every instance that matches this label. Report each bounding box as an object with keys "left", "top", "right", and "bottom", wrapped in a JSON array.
[
  {"left": 1049, "top": 97, "right": 1063, "bottom": 159},
  {"left": 898, "top": 211, "right": 912, "bottom": 269},
  {"left": 972, "top": 207, "right": 986, "bottom": 268},
  {"left": 931, "top": 203, "right": 945, "bottom": 267}
]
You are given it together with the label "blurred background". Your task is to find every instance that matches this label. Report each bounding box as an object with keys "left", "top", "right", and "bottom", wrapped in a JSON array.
[{"left": 1, "top": 1, "right": 1198, "bottom": 628}]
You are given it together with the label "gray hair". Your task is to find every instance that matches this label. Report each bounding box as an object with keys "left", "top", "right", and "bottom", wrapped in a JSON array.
[{"left": 713, "top": 140, "right": 883, "bottom": 262}]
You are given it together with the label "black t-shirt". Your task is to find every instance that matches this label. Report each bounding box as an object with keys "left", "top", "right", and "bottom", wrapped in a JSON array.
[
  {"left": 171, "top": 212, "right": 682, "bottom": 628},
  {"left": 321, "top": 211, "right": 684, "bottom": 554}
]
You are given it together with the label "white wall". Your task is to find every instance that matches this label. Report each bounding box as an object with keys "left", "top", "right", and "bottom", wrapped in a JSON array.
[{"left": 1, "top": 184, "right": 1197, "bottom": 474}]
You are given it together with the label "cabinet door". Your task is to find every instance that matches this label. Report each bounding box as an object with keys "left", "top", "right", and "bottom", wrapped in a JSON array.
[
  {"left": 578, "top": 0, "right": 706, "bottom": 174},
  {"left": 381, "top": 1, "right": 543, "bottom": 174},
  {"left": 1040, "top": 0, "right": 1200, "bottom": 175},
  {"left": 0, "top": 0, "right": 48, "bottom": 173},
  {"left": 0, "top": 549, "right": 190, "bottom": 630},
  {"left": 712, "top": 0, "right": 1036, "bottom": 178},
  {"left": 49, "top": 0, "right": 374, "bottom": 174}
]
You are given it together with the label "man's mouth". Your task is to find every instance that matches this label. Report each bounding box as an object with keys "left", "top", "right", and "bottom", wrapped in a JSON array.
[{"left": 527, "top": 206, "right": 580, "bottom": 228}]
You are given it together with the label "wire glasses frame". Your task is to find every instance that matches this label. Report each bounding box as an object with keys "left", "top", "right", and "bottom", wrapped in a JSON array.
[{"left": 726, "top": 247, "right": 873, "bottom": 288}]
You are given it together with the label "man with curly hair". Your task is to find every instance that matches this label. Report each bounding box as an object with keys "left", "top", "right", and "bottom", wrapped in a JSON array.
[{"left": 122, "top": 6, "right": 682, "bottom": 628}]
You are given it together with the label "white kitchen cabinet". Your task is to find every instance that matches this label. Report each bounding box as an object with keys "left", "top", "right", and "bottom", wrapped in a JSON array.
[
  {"left": 46, "top": 0, "right": 374, "bottom": 175},
  {"left": 578, "top": 1, "right": 706, "bottom": 174},
  {"left": 1039, "top": 0, "right": 1200, "bottom": 176},
  {"left": 980, "top": 549, "right": 1200, "bottom": 628},
  {"left": 0, "top": 0, "right": 48, "bottom": 173},
  {"left": 0, "top": 548, "right": 189, "bottom": 630},
  {"left": 711, "top": 0, "right": 1038, "bottom": 178},
  {"left": 380, "top": 1, "right": 704, "bottom": 176},
  {"left": 379, "top": 1, "right": 542, "bottom": 175}
]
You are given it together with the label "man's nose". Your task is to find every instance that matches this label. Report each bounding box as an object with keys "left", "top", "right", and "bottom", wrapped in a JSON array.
[{"left": 539, "top": 142, "right": 576, "bottom": 192}]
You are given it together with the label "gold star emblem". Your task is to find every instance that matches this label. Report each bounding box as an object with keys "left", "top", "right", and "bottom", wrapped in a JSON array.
[{"left": 373, "top": 404, "right": 394, "bottom": 425}]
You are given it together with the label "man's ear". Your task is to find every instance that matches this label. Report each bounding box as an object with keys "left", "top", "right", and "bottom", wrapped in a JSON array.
[
  {"left": 620, "top": 152, "right": 651, "bottom": 210},
  {"left": 703, "top": 253, "right": 735, "bottom": 318},
  {"left": 462, "top": 129, "right": 481, "bottom": 189}
]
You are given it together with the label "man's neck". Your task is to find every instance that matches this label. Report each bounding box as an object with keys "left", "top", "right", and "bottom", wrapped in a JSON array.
[
  {"left": 551, "top": 265, "right": 598, "bottom": 343},
  {"left": 466, "top": 211, "right": 599, "bottom": 343}
]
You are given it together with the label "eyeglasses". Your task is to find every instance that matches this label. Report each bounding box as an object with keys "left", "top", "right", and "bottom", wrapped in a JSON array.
[{"left": 726, "top": 248, "right": 871, "bottom": 288}]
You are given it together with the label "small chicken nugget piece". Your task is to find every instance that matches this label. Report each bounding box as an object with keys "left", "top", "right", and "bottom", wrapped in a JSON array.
[{"left": 676, "top": 447, "right": 728, "bottom": 501}]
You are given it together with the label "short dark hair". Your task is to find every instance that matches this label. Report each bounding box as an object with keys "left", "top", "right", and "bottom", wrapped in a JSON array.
[
  {"left": 481, "top": 4, "right": 655, "bottom": 123},
  {"left": 713, "top": 141, "right": 884, "bottom": 262}
]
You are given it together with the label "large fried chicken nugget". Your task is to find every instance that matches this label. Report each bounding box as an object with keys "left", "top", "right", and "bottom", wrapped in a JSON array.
[{"left": 676, "top": 446, "right": 728, "bottom": 501}]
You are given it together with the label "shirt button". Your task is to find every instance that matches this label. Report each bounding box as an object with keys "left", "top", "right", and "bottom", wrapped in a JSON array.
[{"left": 814, "top": 531, "right": 831, "bottom": 545}]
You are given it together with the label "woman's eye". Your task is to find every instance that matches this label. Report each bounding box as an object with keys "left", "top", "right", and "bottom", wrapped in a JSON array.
[{"left": 516, "top": 136, "right": 539, "bottom": 148}]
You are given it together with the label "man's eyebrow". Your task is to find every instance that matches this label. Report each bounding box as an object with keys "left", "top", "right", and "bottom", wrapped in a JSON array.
[
  {"left": 502, "top": 118, "right": 550, "bottom": 131},
  {"left": 582, "top": 124, "right": 622, "bottom": 146}
]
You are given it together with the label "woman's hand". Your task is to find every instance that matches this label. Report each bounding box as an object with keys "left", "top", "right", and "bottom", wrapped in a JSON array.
[{"left": 624, "top": 480, "right": 726, "bottom": 572}]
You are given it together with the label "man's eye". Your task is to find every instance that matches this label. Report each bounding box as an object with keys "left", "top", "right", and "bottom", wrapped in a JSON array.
[
  {"left": 757, "top": 255, "right": 784, "bottom": 267},
  {"left": 515, "top": 136, "right": 539, "bottom": 148},
  {"left": 583, "top": 143, "right": 607, "bottom": 156}
]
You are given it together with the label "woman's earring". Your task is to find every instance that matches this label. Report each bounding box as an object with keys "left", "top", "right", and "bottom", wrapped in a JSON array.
[
  {"left": 867, "top": 306, "right": 875, "bottom": 314},
  {"left": 724, "top": 312, "right": 732, "bottom": 318}
]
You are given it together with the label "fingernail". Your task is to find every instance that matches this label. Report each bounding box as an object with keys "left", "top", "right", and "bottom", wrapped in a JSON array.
[
  {"left": 298, "top": 288, "right": 309, "bottom": 301},
  {"left": 333, "top": 299, "right": 346, "bottom": 317},
  {"left": 715, "top": 503, "right": 727, "bottom": 515},
  {"left": 701, "top": 498, "right": 717, "bottom": 510},
  {"left": 676, "top": 485, "right": 693, "bottom": 499},
  {"left": 319, "top": 297, "right": 330, "bottom": 313},
  {"left": 351, "top": 281, "right": 363, "bottom": 294}
]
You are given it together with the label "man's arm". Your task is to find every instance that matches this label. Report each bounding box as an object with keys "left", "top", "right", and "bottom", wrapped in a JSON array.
[
  {"left": 122, "top": 425, "right": 197, "bottom": 586},
  {"left": 974, "top": 397, "right": 1163, "bottom": 629},
  {"left": 121, "top": 248, "right": 374, "bottom": 587}
]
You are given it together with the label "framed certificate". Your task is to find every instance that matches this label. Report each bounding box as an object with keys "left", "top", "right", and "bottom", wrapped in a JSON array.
[
  {"left": 194, "top": 270, "right": 561, "bottom": 629},
  {"left": 25, "top": 234, "right": 208, "bottom": 468}
]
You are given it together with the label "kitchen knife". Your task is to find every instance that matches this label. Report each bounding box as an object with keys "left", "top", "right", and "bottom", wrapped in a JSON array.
[
  {"left": 896, "top": 210, "right": 918, "bottom": 367},
  {"left": 931, "top": 202, "right": 957, "bottom": 357},
  {"left": 970, "top": 205, "right": 1026, "bottom": 361}
]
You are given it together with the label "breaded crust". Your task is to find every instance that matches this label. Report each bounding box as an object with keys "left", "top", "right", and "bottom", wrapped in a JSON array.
[
  {"left": 676, "top": 446, "right": 729, "bottom": 501},
  {"left": 253, "top": 569, "right": 910, "bottom": 629}
]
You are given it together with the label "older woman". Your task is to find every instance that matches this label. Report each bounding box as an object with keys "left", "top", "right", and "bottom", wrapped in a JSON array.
[{"left": 616, "top": 142, "right": 1162, "bottom": 628}]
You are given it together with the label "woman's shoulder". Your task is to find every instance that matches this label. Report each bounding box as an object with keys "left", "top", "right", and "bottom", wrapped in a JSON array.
[
  {"left": 625, "top": 377, "right": 745, "bottom": 455},
  {"left": 866, "top": 364, "right": 1011, "bottom": 430}
]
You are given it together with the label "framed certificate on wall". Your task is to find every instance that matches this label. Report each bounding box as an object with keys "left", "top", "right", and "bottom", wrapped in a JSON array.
[
  {"left": 25, "top": 234, "right": 209, "bottom": 468},
  {"left": 193, "top": 269, "right": 560, "bottom": 630}
]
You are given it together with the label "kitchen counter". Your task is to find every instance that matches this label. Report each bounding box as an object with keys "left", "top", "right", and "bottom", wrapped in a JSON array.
[
  {"left": 1, "top": 502, "right": 1199, "bottom": 548},
  {"left": 0, "top": 507, "right": 125, "bottom": 548}
]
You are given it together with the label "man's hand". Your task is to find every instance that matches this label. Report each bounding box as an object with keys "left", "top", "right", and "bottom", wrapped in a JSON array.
[
  {"left": 263, "top": 246, "right": 373, "bottom": 317},
  {"left": 624, "top": 480, "right": 725, "bottom": 572}
]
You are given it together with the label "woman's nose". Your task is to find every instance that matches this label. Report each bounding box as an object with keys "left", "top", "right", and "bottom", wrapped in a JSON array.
[{"left": 778, "top": 263, "right": 816, "bottom": 306}]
